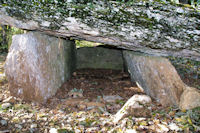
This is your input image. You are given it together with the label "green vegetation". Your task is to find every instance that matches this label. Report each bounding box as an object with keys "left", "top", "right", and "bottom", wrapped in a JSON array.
[
  {"left": 0, "top": 26, "right": 24, "bottom": 53},
  {"left": 151, "top": 106, "right": 200, "bottom": 132},
  {"left": 175, "top": 107, "right": 200, "bottom": 132},
  {"left": 75, "top": 40, "right": 103, "bottom": 48},
  {"left": 169, "top": 57, "right": 200, "bottom": 89},
  {"left": 57, "top": 129, "right": 74, "bottom": 133}
]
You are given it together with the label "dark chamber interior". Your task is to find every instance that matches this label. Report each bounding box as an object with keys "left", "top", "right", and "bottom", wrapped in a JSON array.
[{"left": 47, "top": 68, "right": 144, "bottom": 114}]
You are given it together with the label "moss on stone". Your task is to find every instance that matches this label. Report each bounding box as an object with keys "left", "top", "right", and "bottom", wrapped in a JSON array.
[{"left": 0, "top": 0, "right": 199, "bottom": 52}]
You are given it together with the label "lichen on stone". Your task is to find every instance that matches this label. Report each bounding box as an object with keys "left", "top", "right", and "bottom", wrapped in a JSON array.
[{"left": 0, "top": 0, "right": 199, "bottom": 60}]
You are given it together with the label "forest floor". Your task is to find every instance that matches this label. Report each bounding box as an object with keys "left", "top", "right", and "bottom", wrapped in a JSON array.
[{"left": 0, "top": 54, "right": 200, "bottom": 133}]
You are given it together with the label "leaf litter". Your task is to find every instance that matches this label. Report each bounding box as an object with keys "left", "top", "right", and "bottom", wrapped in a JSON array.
[{"left": 0, "top": 54, "right": 200, "bottom": 133}]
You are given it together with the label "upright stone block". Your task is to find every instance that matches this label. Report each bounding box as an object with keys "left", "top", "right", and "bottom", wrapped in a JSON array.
[
  {"left": 123, "top": 51, "right": 185, "bottom": 106},
  {"left": 5, "top": 32, "right": 76, "bottom": 103},
  {"left": 77, "top": 47, "right": 124, "bottom": 70}
]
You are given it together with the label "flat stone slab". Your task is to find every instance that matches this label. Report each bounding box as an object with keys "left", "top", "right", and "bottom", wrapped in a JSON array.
[
  {"left": 76, "top": 47, "right": 124, "bottom": 70},
  {"left": 5, "top": 32, "right": 76, "bottom": 103},
  {"left": 0, "top": 1, "right": 199, "bottom": 61}
]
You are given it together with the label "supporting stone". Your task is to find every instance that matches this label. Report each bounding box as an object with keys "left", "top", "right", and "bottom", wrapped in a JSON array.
[
  {"left": 5, "top": 32, "right": 76, "bottom": 103},
  {"left": 76, "top": 47, "right": 124, "bottom": 70},
  {"left": 179, "top": 86, "right": 200, "bottom": 110},
  {"left": 123, "top": 51, "right": 185, "bottom": 107}
]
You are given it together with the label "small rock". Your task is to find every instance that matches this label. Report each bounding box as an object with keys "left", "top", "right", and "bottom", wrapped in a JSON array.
[
  {"left": 44, "top": 129, "right": 48, "bottom": 133},
  {"left": 29, "top": 128, "right": 36, "bottom": 133},
  {"left": 1, "top": 103, "right": 12, "bottom": 109},
  {"left": 103, "top": 95, "right": 123, "bottom": 103},
  {"left": 157, "top": 123, "right": 169, "bottom": 132},
  {"left": 74, "top": 129, "right": 81, "bottom": 133},
  {"left": 12, "top": 117, "right": 20, "bottom": 123},
  {"left": 0, "top": 119, "right": 7, "bottom": 126},
  {"left": 49, "top": 128, "right": 58, "bottom": 133},
  {"left": 3, "top": 96, "right": 16, "bottom": 104},
  {"left": 27, "top": 119, "right": 32, "bottom": 123},
  {"left": 98, "top": 107, "right": 105, "bottom": 113},
  {"left": 113, "top": 95, "right": 152, "bottom": 123},
  {"left": 15, "top": 124, "right": 22, "bottom": 129},
  {"left": 30, "top": 123, "right": 37, "bottom": 128},
  {"left": 86, "top": 127, "right": 99, "bottom": 132},
  {"left": 87, "top": 106, "right": 95, "bottom": 110},
  {"left": 125, "top": 129, "right": 137, "bottom": 133},
  {"left": 58, "top": 109, "right": 64, "bottom": 113},
  {"left": 42, "top": 117, "right": 48, "bottom": 121},
  {"left": 23, "top": 113, "right": 34, "bottom": 119},
  {"left": 78, "top": 104, "right": 86, "bottom": 110},
  {"left": 168, "top": 123, "right": 182, "bottom": 131},
  {"left": 22, "top": 119, "right": 26, "bottom": 123},
  {"left": 0, "top": 130, "right": 10, "bottom": 133},
  {"left": 179, "top": 87, "right": 200, "bottom": 110}
]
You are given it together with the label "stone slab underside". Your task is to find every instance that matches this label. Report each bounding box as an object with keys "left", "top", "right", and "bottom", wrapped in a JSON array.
[
  {"left": 5, "top": 31, "right": 76, "bottom": 103},
  {"left": 0, "top": 0, "right": 199, "bottom": 61},
  {"left": 123, "top": 51, "right": 185, "bottom": 106}
]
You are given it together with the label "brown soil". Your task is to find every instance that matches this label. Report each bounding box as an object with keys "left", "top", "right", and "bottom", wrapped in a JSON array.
[
  {"left": 46, "top": 69, "right": 144, "bottom": 113},
  {"left": 45, "top": 67, "right": 200, "bottom": 114},
  {"left": 181, "top": 73, "right": 200, "bottom": 89},
  {"left": 58, "top": 69, "right": 140, "bottom": 100}
]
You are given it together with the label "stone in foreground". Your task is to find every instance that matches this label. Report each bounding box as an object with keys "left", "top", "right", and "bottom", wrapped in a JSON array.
[
  {"left": 179, "top": 87, "right": 200, "bottom": 110},
  {"left": 5, "top": 32, "right": 76, "bottom": 103},
  {"left": 113, "top": 94, "right": 151, "bottom": 123},
  {"left": 123, "top": 51, "right": 185, "bottom": 107},
  {"left": 76, "top": 47, "right": 124, "bottom": 70}
]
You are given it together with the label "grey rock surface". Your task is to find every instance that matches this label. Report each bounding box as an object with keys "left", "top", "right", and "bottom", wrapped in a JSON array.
[
  {"left": 123, "top": 51, "right": 185, "bottom": 106},
  {"left": 179, "top": 86, "right": 200, "bottom": 110},
  {"left": 0, "top": 1, "right": 199, "bottom": 61},
  {"left": 5, "top": 31, "right": 76, "bottom": 103},
  {"left": 113, "top": 94, "right": 152, "bottom": 123},
  {"left": 0, "top": 119, "right": 7, "bottom": 126},
  {"left": 77, "top": 47, "right": 124, "bottom": 70},
  {"left": 103, "top": 95, "right": 123, "bottom": 103},
  {"left": 1, "top": 103, "right": 12, "bottom": 109}
]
